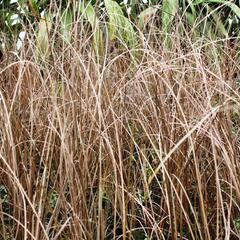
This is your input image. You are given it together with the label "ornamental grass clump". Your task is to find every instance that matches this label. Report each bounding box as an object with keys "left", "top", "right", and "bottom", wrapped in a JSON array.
[{"left": 0, "top": 1, "right": 240, "bottom": 239}]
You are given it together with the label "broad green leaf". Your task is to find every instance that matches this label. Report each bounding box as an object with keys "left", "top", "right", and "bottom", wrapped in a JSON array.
[
  {"left": 137, "top": 6, "right": 158, "bottom": 30},
  {"left": 162, "top": 0, "right": 179, "bottom": 32},
  {"left": 185, "top": 12, "right": 195, "bottom": 26},
  {"left": 61, "top": 10, "right": 73, "bottom": 44},
  {"left": 193, "top": 0, "right": 240, "bottom": 38},
  {"left": 79, "top": 1, "right": 99, "bottom": 29},
  {"left": 194, "top": 0, "right": 240, "bottom": 19},
  {"left": 183, "top": 0, "right": 197, "bottom": 30},
  {"left": 215, "top": 1, "right": 240, "bottom": 19},
  {"left": 104, "top": 0, "right": 125, "bottom": 40},
  {"left": 36, "top": 12, "right": 52, "bottom": 60},
  {"left": 104, "top": 0, "right": 138, "bottom": 48},
  {"left": 186, "top": 0, "right": 197, "bottom": 16},
  {"left": 79, "top": 1, "right": 103, "bottom": 56},
  {"left": 206, "top": 5, "right": 228, "bottom": 37}
]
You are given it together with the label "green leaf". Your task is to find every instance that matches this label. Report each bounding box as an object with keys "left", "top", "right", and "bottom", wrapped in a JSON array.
[
  {"left": 28, "top": 0, "right": 39, "bottom": 18},
  {"left": 137, "top": 6, "right": 158, "bottom": 30},
  {"left": 79, "top": 1, "right": 103, "bottom": 56},
  {"left": 186, "top": 0, "right": 197, "bottom": 16},
  {"left": 194, "top": 0, "right": 240, "bottom": 19},
  {"left": 162, "top": 0, "right": 179, "bottom": 32},
  {"left": 36, "top": 12, "right": 52, "bottom": 60},
  {"left": 206, "top": 5, "right": 228, "bottom": 37},
  {"left": 104, "top": 0, "right": 125, "bottom": 40},
  {"left": 79, "top": 1, "right": 99, "bottom": 29},
  {"left": 185, "top": 12, "right": 196, "bottom": 26},
  {"left": 104, "top": 0, "right": 138, "bottom": 48},
  {"left": 193, "top": 0, "right": 240, "bottom": 38},
  {"left": 61, "top": 9, "right": 73, "bottom": 44}
]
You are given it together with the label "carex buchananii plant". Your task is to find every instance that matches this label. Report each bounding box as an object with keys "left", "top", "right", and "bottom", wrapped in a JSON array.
[{"left": 0, "top": 0, "right": 240, "bottom": 239}]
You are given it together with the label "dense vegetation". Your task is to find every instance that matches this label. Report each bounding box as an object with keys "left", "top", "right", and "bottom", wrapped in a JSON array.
[{"left": 0, "top": 0, "right": 240, "bottom": 239}]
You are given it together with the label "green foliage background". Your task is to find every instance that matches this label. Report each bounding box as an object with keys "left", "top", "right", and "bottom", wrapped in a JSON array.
[{"left": 0, "top": 0, "right": 239, "bottom": 54}]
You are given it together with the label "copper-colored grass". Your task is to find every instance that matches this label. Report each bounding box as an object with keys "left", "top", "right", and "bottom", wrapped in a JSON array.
[{"left": 0, "top": 15, "right": 240, "bottom": 240}]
